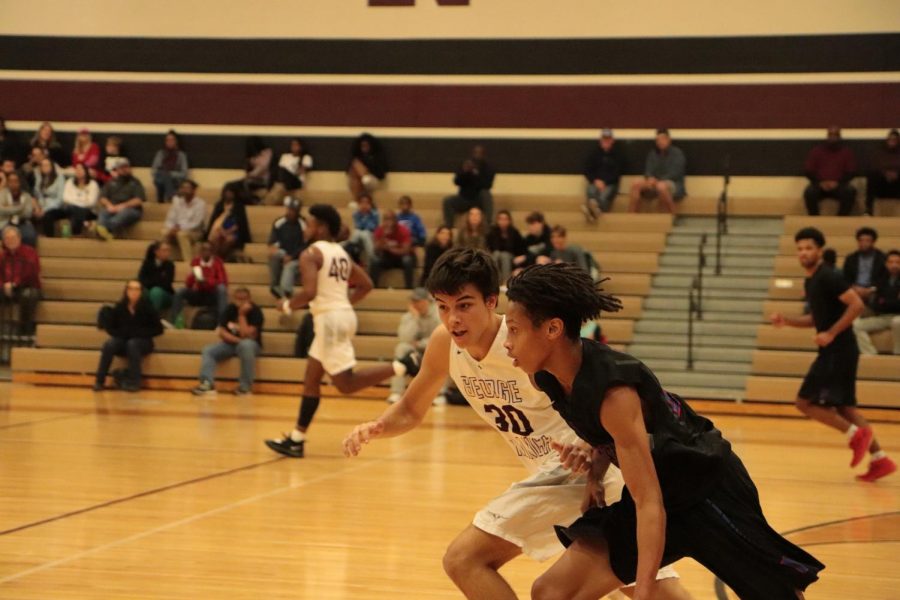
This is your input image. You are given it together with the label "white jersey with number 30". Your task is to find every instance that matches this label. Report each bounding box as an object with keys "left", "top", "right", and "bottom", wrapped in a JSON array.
[
  {"left": 449, "top": 316, "right": 582, "bottom": 475},
  {"left": 308, "top": 240, "right": 354, "bottom": 316}
]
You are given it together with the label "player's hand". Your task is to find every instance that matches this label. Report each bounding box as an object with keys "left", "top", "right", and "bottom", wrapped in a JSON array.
[
  {"left": 769, "top": 312, "right": 785, "bottom": 327},
  {"left": 550, "top": 439, "right": 593, "bottom": 474},
  {"left": 281, "top": 299, "right": 292, "bottom": 315},
  {"left": 343, "top": 421, "right": 385, "bottom": 457},
  {"left": 814, "top": 331, "right": 834, "bottom": 347},
  {"left": 580, "top": 476, "right": 606, "bottom": 513}
]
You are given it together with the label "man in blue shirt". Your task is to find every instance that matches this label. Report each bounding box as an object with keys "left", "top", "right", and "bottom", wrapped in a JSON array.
[
  {"left": 268, "top": 197, "right": 306, "bottom": 299},
  {"left": 628, "top": 129, "right": 686, "bottom": 215},
  {"left": 843, "top": 227, "right": 887, "bottom": 302}
]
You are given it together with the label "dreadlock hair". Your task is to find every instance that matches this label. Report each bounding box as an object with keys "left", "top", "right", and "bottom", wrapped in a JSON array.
[
  {"left": 506, "top": 263, "right": 622, "bottom": 341},
  {"left": 425, "top": 247, "right": 499, "bottom": 300}
]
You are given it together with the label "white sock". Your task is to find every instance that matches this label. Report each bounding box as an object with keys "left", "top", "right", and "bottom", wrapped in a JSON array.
[
  {"left": 392, "top": 360, "right": 406, "bottom": 377},
  {"left": 871, "top": 450, "right": 887, "bottom": 461},
  {"left": 845, "top": 424, "right": 859, "bottom": 441},
  {"left": 290, "top": 429, "right": 306, "bottom": 443}
]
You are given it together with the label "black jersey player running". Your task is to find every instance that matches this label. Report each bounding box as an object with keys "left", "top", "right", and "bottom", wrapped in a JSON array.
[
  {"left": 502, "top": 263, "right": 823, "bottom": 600},
  {"left": 770, "top": 227, "right": 895, "bottom": 482}
]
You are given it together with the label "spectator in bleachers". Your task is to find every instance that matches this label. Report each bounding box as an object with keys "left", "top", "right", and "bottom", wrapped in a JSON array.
[
  {"left": 51, "top": 163, "right": 99, "bottom": 237},
  {"left": 268, "top": 197, "right": 306, "bottom": 299},
  {"left": 22, "top": 146, "right": 49, "bottom": 192},
  {"left": 30, "top": 121, "right": 66, "bottom": 166},
  {"left": 514, "top": 210, "right": 552, "bottom": 271},
  {"left": 170, "top": 241, "right": 229, "bottom": 327},
  {"left": 421, "top": 225, "right": 452, "bottom": 285},
  {"left": 0, "top": 225, "right": 41, "bottom": 336},
  {"left": 854, "top": 249, "right": 900, "bottom": 355},
  {"left": 866, "top": 129, "right": 900, "bottom": 216},
  {"left": 396, "top": 195, "right": 426, "bottom": 247},
  {"left": 487, "top": 209, "right": 525, "bottom": 284},
  {"left": 0, "top": 172, "right": 37, "bottom": 246},
  {"left": 207, "top": 188, "right": 251, "bottom": 261},
  {"left": 150, "top": 130, "right": 189, "bottom": 203},
  {"left": 843, "top": 227, "right": 887, "bottom": 302},
  {"left": 138, "top": 241, "right": 176, "bottom": 317},
  {"left": 347, "top": 132, "right": 388, "bottom": 199},
  {"left": 582, "top": 128, "right": 624, "bottom": 221},
  {"left": 162, "top": 179, "right": 206, "bottom": 261},
  {"left": 540, "top": 225, "right": 591, "bottom": 273},
  {"left": 456, "top": 206, "right": 488, "bottom": 251},
  {"left": 803, "top": 126, "right": 858, "bottom": 216},
  {"left": 98, "top": 136, "right": 126, "bottom": 184},
  {"left": 370, "top": 209, "right": 416, "bottom": 289},
  {"left": 269, "top": 137, "right": 313, "bottom": 205},
  {"left": 628, "top": 128, "right": 686, "bottom": 214},
  {"left": 0, "top": 118, "right": 23, "bottom": 165},
  {"left": 96, "top": 158, "right": 145, "bottom": 241},
  {"left": 241, "top": 136, "right": 276, "bottom": 202},
  {"left": 33, "top": 157, "right": 66, "bottom": 237},
  {"left": 387, "top": 287, "right": 443, "bottom": 404},
  {"left": 350, "top": 194, "right": 379, "bottom": 266},
  {"left": 191, "top": 286, "right": 264, "bottom": 397},
  {"left": 442, "top": 144, "right": 495, "bottom": 227},
  {"left": 93, "top": 279, "right": 163, "bottom": 392},
  {"left": 71, "top": 128, "right": 101, "bottom": 178}
]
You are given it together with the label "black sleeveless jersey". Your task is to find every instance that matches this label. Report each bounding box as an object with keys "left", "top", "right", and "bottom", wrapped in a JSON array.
[{"left": 534, "top": 339, "right": 732, "bottom": 510}]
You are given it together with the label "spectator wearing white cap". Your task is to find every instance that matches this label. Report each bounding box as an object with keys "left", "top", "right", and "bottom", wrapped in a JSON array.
[
  {"left": 387, "top": 287, "right": 446, "bottom": 404},
  {"left": 582, "top": 128, "right": 624, "bottom": 221},
  {"left": 96, "top": 157, "right": 145, "bottom": 240}
]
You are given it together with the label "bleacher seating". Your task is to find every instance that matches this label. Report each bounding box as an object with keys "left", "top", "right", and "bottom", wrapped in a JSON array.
[{"left": 13, "top": 190, "right": 672, "bottom": 394}]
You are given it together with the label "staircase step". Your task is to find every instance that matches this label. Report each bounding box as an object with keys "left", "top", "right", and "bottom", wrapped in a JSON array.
[
  {"left": 631, "top": 333, "right": 759, "bottom": 348},
  {"left": 640, "top": 310, "right": 763, "bottom": 324},
  {"left": 649, "top": 287, "right": 768, "bottom": 300},
  {"left": 668, "top": 235, "right": 777, "bottom": 249},
  {"left": 660, "top": 254, "right": 774, "bottom": 269},
  {"left": 653, "top": 274, "right": 771, "bottom": 290},
  {"left": 675, "top": 217, "right": 785, "bottom": 234},
  {"left": 635, "top": 320, "right": 759, "bottom": 336},
  {"left": 626, "top": 344, "right": 754, "bottom": 363},
  {"left": 643, "top": 297, "right": 764, "bottom": 313},
  {"left": 653, "top": 371, "right": 748, "bottom": 389},
  {"left": 642, "top": 359, "right": 752, "bottom": 375},
  {"left": 659, "top": 266, "right": 774, "bottom": 277}
]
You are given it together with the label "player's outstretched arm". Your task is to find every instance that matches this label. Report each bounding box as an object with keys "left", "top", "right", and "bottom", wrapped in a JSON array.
[
  {"left": 601, "top": 385, "right": 666, "bottom": 600},
  {"left": 342, "top": 326, "right": 452, "bottom": 457}
]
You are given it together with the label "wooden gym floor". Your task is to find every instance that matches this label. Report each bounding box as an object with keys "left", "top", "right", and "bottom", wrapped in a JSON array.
[{"left": 0, "top": 383, "right": 897, "bottom": 599}]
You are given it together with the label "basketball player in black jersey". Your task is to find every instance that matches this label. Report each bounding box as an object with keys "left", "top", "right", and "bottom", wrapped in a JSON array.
[
  {"left": 770, "top": 227, "right": 895, "bottom": 482},
  {"left": 502, "top": 263, "right": 823, "bottom": 600}
]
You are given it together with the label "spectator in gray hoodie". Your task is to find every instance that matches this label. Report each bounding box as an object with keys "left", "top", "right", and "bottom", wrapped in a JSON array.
[{"left": 629, "top": 128, "right": 686, "bottom": 214}]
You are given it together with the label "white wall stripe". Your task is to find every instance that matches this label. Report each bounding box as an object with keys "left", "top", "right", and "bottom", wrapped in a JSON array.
[
  {"left": 7, "top": 121, "right": 891, "bottom": 140},
  {"left": 2, "top": 70, "right": 898, "bottom": 85}
]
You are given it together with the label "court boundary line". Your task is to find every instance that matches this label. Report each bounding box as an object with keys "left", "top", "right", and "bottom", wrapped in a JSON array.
[
  {"left": 0, "top": 430, "right": 474, "bottom": 585},
  {"left": 0, "top": 456, "right": 286, "bottom": 537}
]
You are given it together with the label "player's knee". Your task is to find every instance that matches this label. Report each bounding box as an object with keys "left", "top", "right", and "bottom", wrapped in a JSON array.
[
  {"left": 531, "top": 573, "right": 568, "bottom": 600},
  {"left": 441, "top": 544, "right": 469, "bottom": 581}
]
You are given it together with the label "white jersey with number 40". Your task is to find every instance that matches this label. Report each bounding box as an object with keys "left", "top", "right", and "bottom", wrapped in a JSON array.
[
  {"left": 308, "top": 240, "right": 354, "bottom": 316},
  {"left": 448, "top": 316, "right": 582, "bottom": 475}
]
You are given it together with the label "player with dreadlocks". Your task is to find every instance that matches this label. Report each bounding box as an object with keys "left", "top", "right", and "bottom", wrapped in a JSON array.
[{"left": 503, "top": 263, "right": 824, "bottom": 600}]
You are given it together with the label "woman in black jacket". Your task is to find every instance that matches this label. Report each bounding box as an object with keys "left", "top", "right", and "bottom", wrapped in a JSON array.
[
  {"left": 206, "top": 187, "right": 251, "bottom": 261},
  {"left": 486, "top": 209, "right": 525, "bottom": 284},
  {"left": 94, "top": 280, "right": 164, "bottom": 392},
  {"left": 138, "top": 241, "right": 175, "bottom": 314}
]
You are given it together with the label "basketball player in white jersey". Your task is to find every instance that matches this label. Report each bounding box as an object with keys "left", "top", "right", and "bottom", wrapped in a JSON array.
[
  {"left": 343, "top": 248, "right": 691, "bottom": 600},
  {"left": 265, "top": 204, "right": 419, "bottom": 458}
]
